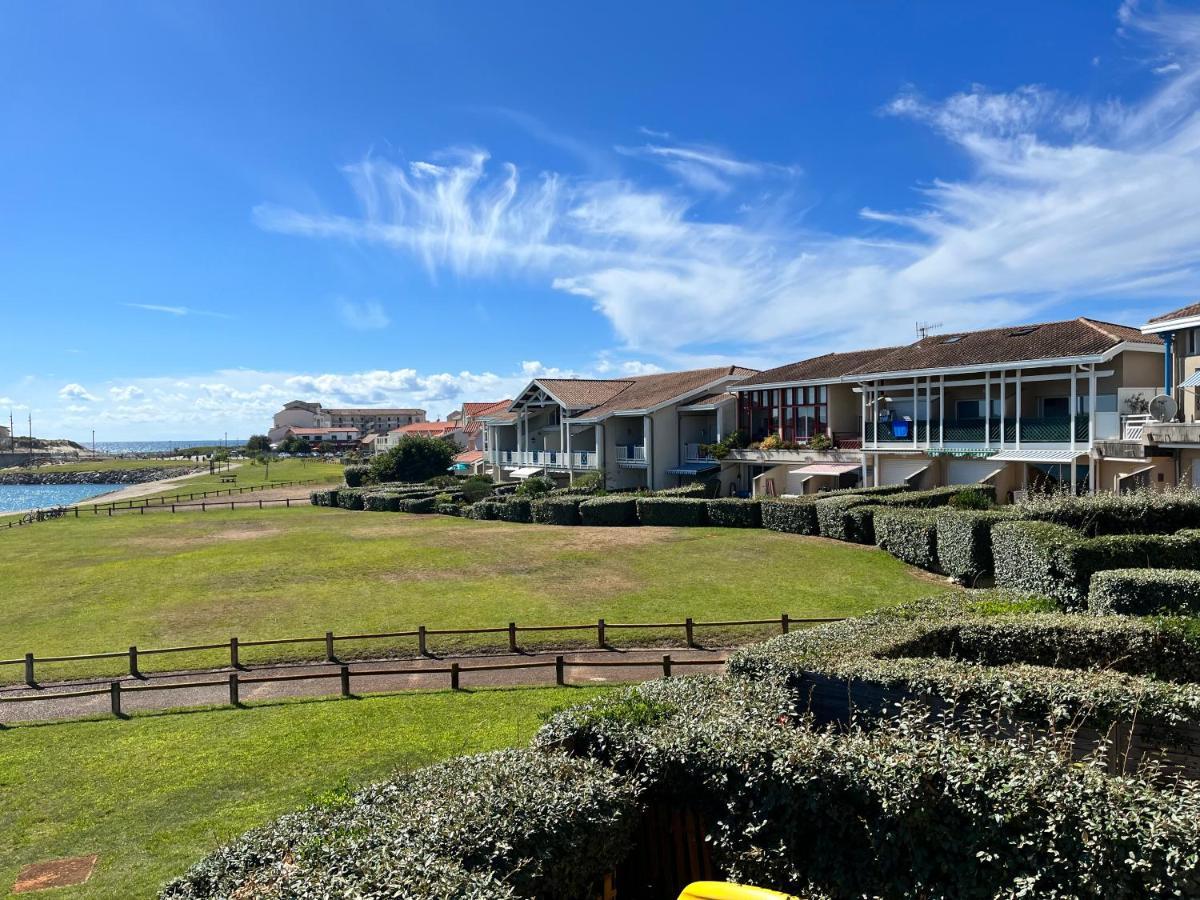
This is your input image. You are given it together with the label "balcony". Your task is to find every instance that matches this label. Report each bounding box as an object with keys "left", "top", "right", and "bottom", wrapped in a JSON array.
[
  {"left": 492, "top": 449, "right": 599, "bottom": 470},
  {"left": 615, "top": 445, "right": 647, "bottom": 467},
  {"left": 683, "top": 443, "right": 715, "bottom": 462},
  {"left": 866, "top": 416, "right": 1091, "bottom": 447}
]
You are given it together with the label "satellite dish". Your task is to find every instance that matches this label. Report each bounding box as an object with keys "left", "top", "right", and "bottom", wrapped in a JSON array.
[{"left": 1149, "top": 394, "right": 1179, "bottom": 422}]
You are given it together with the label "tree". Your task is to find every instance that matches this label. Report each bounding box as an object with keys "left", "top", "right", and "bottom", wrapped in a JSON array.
[
  {"left": 246, "top": 435, "right": 271, "bottom": 453},
  {"left": 282, "top": 436, "right": 313, "bottom": 455},
  {"left": 255, "top": 451, "right": 271, "bottom": 480},
  {"left": 460, "top": 474, "right": 494, "bottom": 503},
  {"left": 369, "top": 435, "right": 456, "bottom": 484}
]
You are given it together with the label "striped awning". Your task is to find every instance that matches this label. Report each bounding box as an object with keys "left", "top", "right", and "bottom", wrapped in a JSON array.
[
  {"left": 788, "top": 463, "right": 861, "bottom": 476},
  {"left": 666, "top": 462, "right": 719, "bottom": 476},
  {"left": 508, "top": 466, "right": 544, "bottom": 479},
  {"left": 1180, "top": 371, "right": 1200, "bottom": 389},
  {"left": 986, "top": 449, "right": 1084, "bottom": 464}
]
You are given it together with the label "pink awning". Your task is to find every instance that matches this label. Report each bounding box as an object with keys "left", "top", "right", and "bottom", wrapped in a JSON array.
[{"left": 789, "top": 463, "right": 862, "bottom": 476}]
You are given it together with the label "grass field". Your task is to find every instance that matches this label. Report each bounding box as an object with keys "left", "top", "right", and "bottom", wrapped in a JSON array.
[
  {"left": 129, "top": 457, "right": 343, "bottom": 502},
  {"left": 1, "top": 458, "right": 205, "bottom": 475},
  {"left": 0, "top": 685, "right": 607, "bottom": 899},
  {"left": 0, "top": 505, "right": 948, "bottom": 682}
]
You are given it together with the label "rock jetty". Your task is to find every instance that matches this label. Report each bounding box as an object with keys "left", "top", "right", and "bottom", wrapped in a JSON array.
[{"left": 0, "top": 467, "right": 204, "bottom": 485}]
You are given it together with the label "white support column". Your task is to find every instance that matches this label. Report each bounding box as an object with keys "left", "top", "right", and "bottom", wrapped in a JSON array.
[
  {"left": 984, "top": 371, "right": 991, "bottom": 450},
  {"left": 1088, "top": 363, "right": 1097, "bottom": 446},
  {"left": 860, "top": 385, "right": 866, "bottom": 449},
  {"left": 872, "top": 381, "right": 879, "bottom": 448},
  {"left": 566, "top": 422, "right": 574, "bottom": 483},
  {"left": 873, "top": 452, "right": 880, "bottom": 487},
  {"left": 912, "top": 380, "right": 918, "bottom": 449},
  {"left": 1070, "top": 367, "right": 1077, "bottom": 453},
  {"left": 716, "top": 405, "right": 724, "bottom": 442},
  {"left": 999, "top": 368, "right": 1006, "bottom": 450},
  {"left": 925, "top": 376, "right": 932, "bottom": 450},
  {"left": 1015, "top": 369, "right": 1022, "bottom": 450},
  {"left": 1070, "top": 458, "right": 1078, "bottom": 495},
  {"left": 939, "top": 376, "right": 945, "bottom": 448},
  {"left": 643, "top": 414, "right": 653, "bottom": 490},
  {"left": 596, "top": 423, "right": 605, "bottom": 473}
]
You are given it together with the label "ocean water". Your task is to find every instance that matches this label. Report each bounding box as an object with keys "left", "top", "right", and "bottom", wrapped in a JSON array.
[
  {"left": 0, "top": 483, "right": 125, "bottom": 513},
  {"left": 89, "top": 440, "right": 248, "bottom": 455}
]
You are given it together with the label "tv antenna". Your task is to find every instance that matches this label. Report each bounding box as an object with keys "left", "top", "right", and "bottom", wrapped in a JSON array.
[{"left": 916, "top": 321, "right": 943, "bottom": 339}]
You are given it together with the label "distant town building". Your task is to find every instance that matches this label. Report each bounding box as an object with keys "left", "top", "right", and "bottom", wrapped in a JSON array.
[{"left": 268, "top": 401, "right": 425, "bottom": 443}]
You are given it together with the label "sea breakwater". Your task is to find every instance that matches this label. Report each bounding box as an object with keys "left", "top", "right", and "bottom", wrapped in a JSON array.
[{"left": 0, "top": 466, "right": 203, "bottom": 485}]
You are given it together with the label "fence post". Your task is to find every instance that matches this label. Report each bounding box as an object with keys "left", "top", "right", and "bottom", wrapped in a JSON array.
[
  {"left": 110, "top": 681, "right": 122, "bottom": 717},
  {"left": 597, "top": 618, "right": 606, "bottom": 648},
  {"left": 129, "top": 645, "right": 141, "bottom": 678},
  {"left": 24, "top": 653, "right": 34, "bottom": 686},
  {"left": 450, "top": 662, "right": 460, "bottom": 690},
  {"left": 555, "top": 655, "right": 566, "bottom": 685},
  {"left": 781, "top": 613, "right": 790, "bottom": 634},
  {"left": 340, "top": 664, "right": 351, "bottom": 697},
  {"left": 228, "top": 672, "right": 240, "bottom": 706},
  {"left": 201, "top": 502, "right": 206, "bottom": 511},
  {"left": 325, "top": 631, "right": 336, "bottom": 662},
  {"left": 229, "top": 637, "right": 240, "bottom": 669},
  {"left": 508, "top": 622, "right": 518, "bottom": 653},
  {"left": 685, "top": 617, "right": 695, "bottom": 648},
  {"left": 662, "top": 654, "right": 672, "bottom": 678},
  {"left": 286, "top": 498, "right": 291, "bottom": 508},
  {"left": 418, "top": 625, "right": 428, "bottom": 657}
]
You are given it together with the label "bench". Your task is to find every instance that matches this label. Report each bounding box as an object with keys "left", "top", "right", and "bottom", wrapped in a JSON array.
[{"left": 219, "top": 476, "right": 237, "bottom": 483}]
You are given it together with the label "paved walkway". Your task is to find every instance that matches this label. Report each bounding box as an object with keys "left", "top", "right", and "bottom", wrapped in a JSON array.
[{"left": 0, "top": 647, "right": 729, "bottom": 723}]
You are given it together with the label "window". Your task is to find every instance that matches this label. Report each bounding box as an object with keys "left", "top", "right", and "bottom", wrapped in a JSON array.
[
  {"left": 939, "top": 335, "right": 964, "bottom": 344},
  {"left": 1007, "top": 325, "right": 1041, "bottom": 337},
  {"left": 1040, "top": 397, "right": 1070, "bottom": 418},
  {"left": 782, "top": 385, "right": 827, "bottom": 442},
  {"left": 955, "top": 399, "right": 983, "bottom": 419},
  {"left": 737, "top": 389, "right": 780, "bottom": 441}
]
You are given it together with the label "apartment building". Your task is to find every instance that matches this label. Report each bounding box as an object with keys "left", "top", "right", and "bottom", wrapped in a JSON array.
[
  {"left": 268, "top": 401, "right": 426, "bottom": 443},
  {"left": 729, "top": 318, "right": 1165, "bottom": 501},
  {"left": 481, "top": 366, "right": 755, "bottom": 488}
]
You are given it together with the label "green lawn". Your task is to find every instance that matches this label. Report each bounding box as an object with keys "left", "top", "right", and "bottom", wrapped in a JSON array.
[
  {"left": 128, "top": 457, "right": 343, "bottom": 502},
  {"left": 0, "top": 506, "right": 949, "bottom": 682},
  {"left": 1, "top": 459, "right": 205, "bottom": 475},
  {"left": 0, "top": 685, "right": 607, "bottom": 899}
]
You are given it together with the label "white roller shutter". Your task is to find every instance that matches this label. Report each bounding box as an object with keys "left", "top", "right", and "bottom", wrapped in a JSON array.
[
  {"left": 880, "top": 457, "right": 928, "bottom": 486},
  {"left": 948, "top": 459, "right": 1002, "bottom": 484}
]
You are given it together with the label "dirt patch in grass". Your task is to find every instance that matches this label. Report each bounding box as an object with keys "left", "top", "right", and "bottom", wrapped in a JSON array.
[{"left": 125, "top": 525, "right": 283, "bottom": 552}]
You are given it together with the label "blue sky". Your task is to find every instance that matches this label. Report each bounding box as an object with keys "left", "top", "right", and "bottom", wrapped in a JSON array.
[{"left": 3, "top": 1, "right": 1200, "bottom": 439}]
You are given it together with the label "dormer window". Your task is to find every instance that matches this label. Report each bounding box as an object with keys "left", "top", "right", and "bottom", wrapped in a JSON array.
[
  {"left": 939, "top": 335, "right": 963, "bottom": 344},
  {"left": 1007, "top": 325, "right": 1041, "bottom": 337}
]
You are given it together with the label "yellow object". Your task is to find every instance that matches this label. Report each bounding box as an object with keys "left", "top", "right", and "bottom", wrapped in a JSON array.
[{"left": 677, "top": 882, "right": 798, "bottom": 900}]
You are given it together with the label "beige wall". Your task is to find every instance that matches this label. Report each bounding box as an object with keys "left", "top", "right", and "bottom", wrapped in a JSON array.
[
  {"left": 826, "top": 383, "right": 860, "bottom": 435},
  {"left": 1096, "top": 456, "right": 1176, "bottom": 493}
]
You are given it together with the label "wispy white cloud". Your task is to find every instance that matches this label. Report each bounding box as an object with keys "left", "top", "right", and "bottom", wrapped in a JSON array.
[
  {"left": 123, "top": 303, "right": 234, "bottom": 319},
  {"left": 255, "top": 2, "right": 1200, "bottom": 362},
  {"left": 108, "top": 385, "right": 144, "bottom": 402},
  {"left": 58, "top": 383, "right": 98, "bottom": 403},
  {"left": 336, "top": 298, "right": 390, "bottom": 330}
]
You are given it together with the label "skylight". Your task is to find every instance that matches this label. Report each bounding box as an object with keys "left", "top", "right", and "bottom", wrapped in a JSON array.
[
  {"left": 1007, "top": 326, "right": 1041, "bottom": 337},
  {"left": 939, "top": 335, "right": 964, "bottom": 344}
]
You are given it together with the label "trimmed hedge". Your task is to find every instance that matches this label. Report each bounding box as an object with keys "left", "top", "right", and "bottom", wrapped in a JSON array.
[
  {"left": 636, "top": 497, "right": 708, "bottom": 527},
  {"left": 579, "top": 496, "right": 639, "bottom": 527},
  {"left": 309, "top": 488, "right": 339, "bottom": 507},
  {"left": 815, "top": 495, "right": 877, "bottom": 543},
  {"left": 364, "top": 492, "right": 402, "bottom": 512},
  {"left": 161, "top": 749, "right": 637, "bottom": 900},
  {"left": 993, "top": 522, "right": 1200, "bottom": 609},
  {"left": 878, "top": 483, "right": 995, "bottom": 509},
  {"left": 1090, "top": 568, "right": 1200, "bottom": 616},
  {"left": 705, "top": 498, "right": 762, "bottom": 528},
  {"left": 540, "top": 675, "right": 1200, "bottom": 900},
  {"left": 730, "top": 595, "right": 1200, "bottom": 730},
  {"left": 342, "top": 464, "right": 370, "bottom": 487},
  {"left": 335, "top": 487, "right": 367, "bottom": 510},
  {"left": 532, "top": 496, "right": 584, "bottom": 526},
  {"left": 654, "top": 481, "right": 719, "bottom": 499},
  {"left": 1015, "top": 489, "right": 1200, "bottom": 537},
  {"left": 874, "top": 507, "right": 940, "bottom": 570},
  {"left": 434, "top": 502, "right": 462, "bottom": 517},
  {"left": 465, "top": 500, "right": 502, "bottom": 520},
  {"left": 760, "top": 498, "right": 820, "bottom": 535},
  {"left": 397, "top": 496, "right": 436, "bottom": 514},
  {"left": 496, "top": 497, "right": 533, "bottom": 523},
  {"left": 935, "top": 508, "right": 1023, "bottom": 583}
]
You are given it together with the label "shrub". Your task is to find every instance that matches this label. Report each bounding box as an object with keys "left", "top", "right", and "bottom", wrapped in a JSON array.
[
  {"left": 579, "top": 496, "right": 639, "bottom": 526},
  {"left": 877, "top": 483, "right": 995, "bottom": 509},
  {"left": 1015, "top": 488, "right": 1200, "bottom": 537},
  {"left": 397, "top": 496, "right": 436, "bottom": 513},
  {"left": 369, "top": 435, "right": 457, "bottom": 484},
  {"left": 874, "top": 507, "right": 940, "bottom": 570},
  {"left": 161, "top": 749, "right": 638, "bottom": 900},
  {"left": 949, "top": 487, "right": 994, "bottom": 510},
  {"left": 342, "top": 464, "right": 370, "bottom": 487},
  {"left": 532, "top": 496, "right": 584, "bottom": 526},
  {"left": 459, "top": 474, "right": 494, "bottom": 504},
  {"left": 435, "top": 502, "right": 461, "bottom": 517},
  {"left": 636, "top": 497, "right": 708, "bottom": 527},
  {"left": 654, "top": 481, "right": 716, "bottom": 499},
  {"left": 761, "top": 498, "right": 819, "bottom": 535},
  {"left": 496, "top": 497, "right": 533, "bottom": 523},
  {"left": 424, "top": 474, "right": 463, "bottom": 489},
  {"left": 1089, "top": 568, "right": 1200, "bottom": 616},
  {"left": 935, "top": 508, "right": 1022, "bottom": 583},
  {"left": 516, "top": 475, "right": 556, "bottom": 497},
  {"left": 364, "top": 491, "right": 402, "bottom": 512},
  {"left": 570, "top": 471, "right": 605, "bottom": 493},
  {"left": 309, "top": 489, "right": 338, "bottom": 507},
  {"left": 993, "top": 522, "right": 1200, "bottom": 609},
  {"left": 465, "top": 500, "right": 502, "bottom": 520},
  {"left": 705, "top": 498, "right": 762, "bottom": 528},
  {"left": 815, "top": 495, "right": 877, "bottom": 543},
  {"left": 335, "top": 487, "right": 366, "bottom": 510},
  {"left": 540, "top": 676, "right": 1200, "bottom": 900}
]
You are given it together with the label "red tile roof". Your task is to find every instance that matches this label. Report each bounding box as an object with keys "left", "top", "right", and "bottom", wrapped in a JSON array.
[
  {"left": 463, "top": 400, "right": 511, "bottom": 418},
  {"left": 577, "top": 366, "right": 757, "bottom": 417},
  {"left": 393, "top": 421, "right": 460, "bottom": 436},
  {"left": 738, "top": 346, "right": 904, "bottom": 387},
  {"left": 454, "top": 450, "right": 484, "bottom": 464},
  {"left": 1148, "top": 302, "right": 1200, "bottom": 325}
]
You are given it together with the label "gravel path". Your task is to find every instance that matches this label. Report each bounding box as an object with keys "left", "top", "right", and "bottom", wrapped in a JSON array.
[{"left": 0, "top": 647, "right": 729, "bottom": 723}]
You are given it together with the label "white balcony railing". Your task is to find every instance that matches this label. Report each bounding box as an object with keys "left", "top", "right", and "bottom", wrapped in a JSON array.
[
  {"left": 683, "top": 443, "right": 714, "bottom": 462},
  {"left": 1122, "top": 414, "right": 1154, "bottom": 441},
  {"left": 491, "top": 449, "right": 599, "bottom": 470},
  {"left": 615, "top": 445, "right": 647, "bottom": 466}
]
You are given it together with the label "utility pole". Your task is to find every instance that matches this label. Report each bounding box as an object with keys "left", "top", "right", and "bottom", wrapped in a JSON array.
[
  {"left": 92, "top": 429, "right": 96, "bottom": 458},
  {"left": 28, "top": 413, "right": 33, "bottom": 466}
]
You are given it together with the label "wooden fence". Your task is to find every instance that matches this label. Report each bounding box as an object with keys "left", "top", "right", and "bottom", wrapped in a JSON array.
[{"left": 0, "top": 613, "right": 832, "bottom": 688}]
